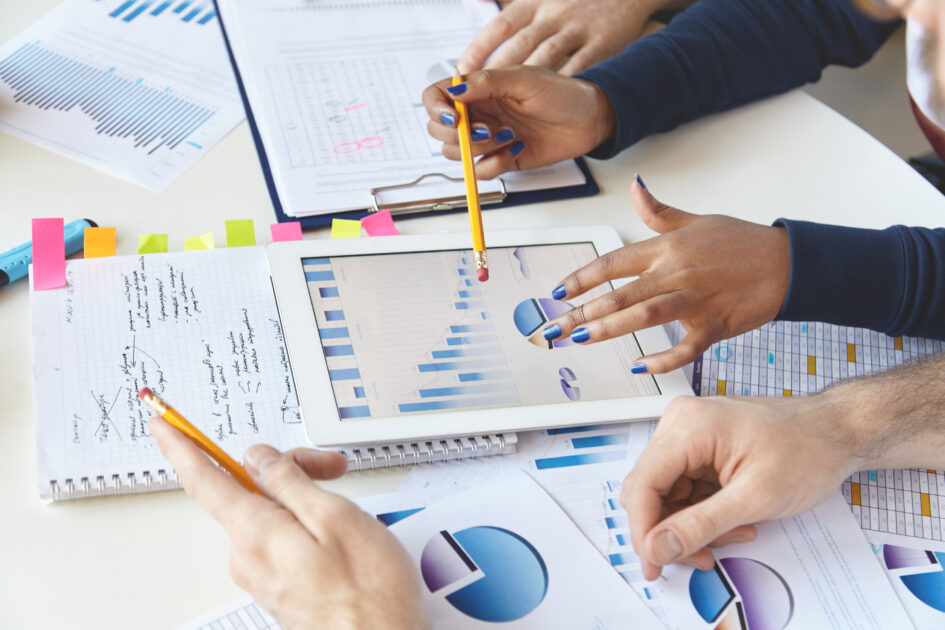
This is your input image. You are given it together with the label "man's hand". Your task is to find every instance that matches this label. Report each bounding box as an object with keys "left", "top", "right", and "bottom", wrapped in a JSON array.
[
  {"left": 150, "top": 417, "right": 429, "bottom": 630},
  {"left": 423, "top": 66, "right": 615, "bottom": 179},
  {"left": 542, "top": 177, "right": 791, "bottom": 374},
  {"left": 458, "top": 0, "right": 666, "bottom": 76}
]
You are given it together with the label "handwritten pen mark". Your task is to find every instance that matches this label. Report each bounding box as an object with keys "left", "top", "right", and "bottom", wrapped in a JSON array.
[
  {"left": 344, "top": 103, "right": 366, "bottom": 111},
  {"left": 91, "top": 388, "right": 123, "bottom": 442}
]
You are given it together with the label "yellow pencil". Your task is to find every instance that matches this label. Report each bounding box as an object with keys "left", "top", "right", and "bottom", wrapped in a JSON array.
[
  {"left": 139, "top": 387, "right": 261, "bottom": 494},
  {"left": 452, "top": 75, "right": 489, "bottom": 282}
]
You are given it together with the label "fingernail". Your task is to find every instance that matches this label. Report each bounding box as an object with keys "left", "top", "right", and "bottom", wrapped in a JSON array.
[
  {"left": 440, "top": 112, "right": 455, "bottom": 126},
  {"left": 630, "top": 363, "right": 648, "bottom": 374},
  {"left": 543, "top": 324, "right": 561, "bottom": 341},
  {"left": 244, "top": 445, "right": 281, "bottom": 478},
  {"left": 635, "top": 173, "right": 648, "bottom": 192},
  {"left": 652, "top": 529, "right": 683, "bottom": 564},
  {"left": 552, "top": 284, "right": 567, "bottom": 300},
  {"left": 509, "top": 140, "right": 525, "bottom": 156},
  {"left": 571, "top": 327, "right": 590, "bottom": 343},
  {"left": 446, "top": 82, "right": 467, "bottom": 96},
  {"left": 471, "top": 126, "right": 490, "bottom": 141},
  {"left": 496, "top": 128, "right": 514, "bottom": 143}
]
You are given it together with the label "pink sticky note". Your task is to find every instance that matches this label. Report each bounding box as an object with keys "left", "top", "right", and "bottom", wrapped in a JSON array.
[
  {"left": 361, "top": 209, "right": 400, "bottom": 236},
  {"left": 271, "top": 222, "right": 303, "bottom": 242},
  {"left": 31, "top": 218, "right": 66, "bottom": 290}
]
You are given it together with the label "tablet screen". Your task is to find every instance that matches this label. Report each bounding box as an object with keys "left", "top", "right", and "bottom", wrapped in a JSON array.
[{"left": 302, "top": 243, "right": 660, "bottom": 420}]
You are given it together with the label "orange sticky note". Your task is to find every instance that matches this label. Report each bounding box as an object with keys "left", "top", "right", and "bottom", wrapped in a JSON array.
[
  {"left": 31, "top": 218, "right": 66, "bottom": 290},
  {"left": 84, "top": 227, "right": 116, "bottom": 258},
  {"left": 331, "top": 218, "right": 362, "bottom": 239},
  {"left": 271, "top": 222, "right": 303, "bottom": 242},
  {"left": 138, "top": 234, "right": 168, "bottom": 254},
  {"left": 361, "top": 209, "right": 400, "bottom": 236}
]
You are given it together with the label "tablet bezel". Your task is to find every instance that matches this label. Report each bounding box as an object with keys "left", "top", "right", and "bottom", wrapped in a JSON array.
[{"left": 267, "top": 226, "right": 692, "bottom": 447}]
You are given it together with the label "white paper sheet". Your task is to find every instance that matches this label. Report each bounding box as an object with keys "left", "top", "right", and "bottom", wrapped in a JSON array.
[{"left": 866, "top": 530, "right": 945, "bottom": 630}]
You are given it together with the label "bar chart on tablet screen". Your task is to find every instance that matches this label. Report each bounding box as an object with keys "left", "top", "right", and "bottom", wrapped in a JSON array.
[{"left": 0, "top": 0, "right": 242, "bottom": 190}]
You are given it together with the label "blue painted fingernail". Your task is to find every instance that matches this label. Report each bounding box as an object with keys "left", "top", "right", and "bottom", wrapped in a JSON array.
[
  {"left": 543, "top": 324, "right": 562, "bottom": 341},
  {"left": 552, "top": 284, "right": 567, "bottom": 300},
  {"left": 630, "top": 363, "right": 648, "bottom": 374},
  {"left": 510, "top": 140, "right": 525, "bottom": 156},
  {"left": 635, "top": 173, "right": 648, "bottom": 192},
  {"left": 471, "top": 127, "right": 490, "bottom": 141},
  {"left": 447, "top": 83, "right": 467, "bottom": 96},
  {"left": 496, "top": 128, "right": 514, "bottom": 143},
  {"left": 440, "top": 112, "right": 455, "bottom": 126},
  {"left": 571, "top": 327, "right": 590, "bottom": 343}
]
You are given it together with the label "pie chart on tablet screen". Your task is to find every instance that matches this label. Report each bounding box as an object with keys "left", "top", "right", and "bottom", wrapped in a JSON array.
[
  {"left": 689, "top": 557, "right": 794, "bottom": 630},
  {"left": 420, "top": 526, "right": 548, "bottom": 622}
]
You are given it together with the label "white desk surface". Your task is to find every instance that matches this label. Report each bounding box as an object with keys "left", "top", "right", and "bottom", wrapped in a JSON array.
[{"left": 3, "top": 3, "right": 945, "bottom": 628}]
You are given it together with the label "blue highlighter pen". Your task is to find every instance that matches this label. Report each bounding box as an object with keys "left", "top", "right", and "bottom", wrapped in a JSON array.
[{"left": 0, "top": 218, "right": 98, "bottom": 287}]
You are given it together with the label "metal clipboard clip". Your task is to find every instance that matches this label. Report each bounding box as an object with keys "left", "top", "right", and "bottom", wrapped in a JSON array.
[{"left": 369, "top": 172, "right": 507, "bottom": 216}]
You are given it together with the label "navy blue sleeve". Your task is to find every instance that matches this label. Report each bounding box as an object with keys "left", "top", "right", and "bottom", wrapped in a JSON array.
[
  {"left": 576, "top": 0, "right": 898, "bottom": 157},
  {"left": 774, "top": 220, "right": 945, "bottom": 340}
]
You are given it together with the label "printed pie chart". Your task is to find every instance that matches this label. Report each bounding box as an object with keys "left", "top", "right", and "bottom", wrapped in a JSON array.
[
  {"left": 689, "top": 557, "right": 794, "bottom": 630},
  {"left": 512, "top": 298, "right": 574, "bottom": 349},
  {"left": 883, "top": 544, "right": 945, "bottom": 612},
  {"left": 420, "top": 526, "right": 549, "bottom": 622}
]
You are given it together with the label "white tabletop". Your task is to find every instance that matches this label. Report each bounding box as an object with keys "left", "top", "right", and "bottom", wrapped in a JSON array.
[{"left": 3, "top": 3, "right": 945, "bottom": 627}]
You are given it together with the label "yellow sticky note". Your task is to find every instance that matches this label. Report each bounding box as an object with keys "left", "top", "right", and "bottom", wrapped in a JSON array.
[
  {"left": 185, "top": 232, "right": 215, "bottom": 250},
  {"left": 138, "top": 234, "right": 168, "bottom": 254},
  {"left": 225, "top": 219, "right": 256, "bottom": 247},
  {"left": 84, "top": 227, "right": 116, "bottom": 258},
  {"left": 331, "top": 218, "right": 362, "bottom": 239}
]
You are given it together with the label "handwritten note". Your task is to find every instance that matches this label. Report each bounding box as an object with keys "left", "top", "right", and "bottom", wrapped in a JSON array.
[
  {"left": 270, "top": 222, "right": 303, "bottom": 242},
  {"left": 331, "top": 218, "right": 361, "bottom": 239},
  {"left": 84, "top": 227, "right": 116, "bottom": 258},
  {"left": 138, "top": 234, "right": 168, "bottom": 254},
  {"left": 185, "top": 233, "right": 215, "bottom": 251},
  {"left": 30, "top": 248, "right": 306, "bottom": 500},
  {"left": 361, "top": 209, "right": 399, "bottom": 236},
  {"left": 226, "top": 220, "right": 256, "bottom": 247},
  {"left": 31, "top": 218, "right": 66, "bottom": 290}
]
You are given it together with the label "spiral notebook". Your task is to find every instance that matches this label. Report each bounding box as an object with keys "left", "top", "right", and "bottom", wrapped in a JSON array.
[{"left": 30, "top": 247, "right": 516, "bottom": 502}]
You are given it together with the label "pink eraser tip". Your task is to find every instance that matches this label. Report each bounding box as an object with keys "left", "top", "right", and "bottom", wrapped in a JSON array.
[
  {"left": 477, "top": 268, "right": 489, "bottom": 282},
  {"left": 138, "top": 387, "right": 152, "bottom": 400}
]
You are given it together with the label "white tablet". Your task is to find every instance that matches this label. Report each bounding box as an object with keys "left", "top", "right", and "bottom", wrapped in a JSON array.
[{"left": 268, "top": 226, "right": 692, "bottom": 447}]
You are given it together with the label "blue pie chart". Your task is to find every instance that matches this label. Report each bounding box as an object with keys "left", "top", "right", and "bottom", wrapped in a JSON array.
[
  {"left": 420, "top": 526, "right": 549, "bottom": 622},
  {"left": 689, "top": 557, "right": 794, "bottom": 630},
  {"left": 883, "top": 544, "right": 945, "bottom": 612}
]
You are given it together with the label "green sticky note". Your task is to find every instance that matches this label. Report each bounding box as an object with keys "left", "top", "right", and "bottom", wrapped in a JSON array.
[
  {"left": 225, "top": 219, "right": 256, "bottom": 247},
  {"left": 138, "top": 234, "right": 168, "bottom": 254},
  {"left": 185, "top": 232, "right": 215, "bottom": 250},
  {"left": 331, "top": 218, "right": 362, "bottom": 239}
]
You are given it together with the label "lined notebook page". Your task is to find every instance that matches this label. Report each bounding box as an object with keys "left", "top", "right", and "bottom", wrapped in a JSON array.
[{"left": 31, "top": 247, "right": 306, "bottom": 500}]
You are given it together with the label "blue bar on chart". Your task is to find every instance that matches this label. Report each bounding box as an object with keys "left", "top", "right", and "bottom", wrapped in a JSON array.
[
  {"left": 302, "top": 257, "right": 330, "bottom": 266},
  {"left": 418, "top": 359, "right": 507, "bottom": 372},
  {"left": 454, "top": 301, "right": 486, "bottom": 310},
  {"left": 338, "top": 405, "right": 371, "bottom": 419},
  {"left": 319, "top": 287, "right": 340, "bottom": 298},
  {"left": 182, "top": 7, "right": 202, "bottom": 22},
  {"left": 353, "top": 386, "right": 366, "bottom": 398},
  {"left": 324, "top": 310, "right": 345, "bottom": 321},
  {"left": 375, "top": 507, "right": 424, "bottom": 526},
  {"left": 457, "top": 290, "right": 482, "bottom": 298},
  {"left": 109, "top": 0, "right": 137, "bottom": 18},
  {"left": 546, "top": 424, "right": 612, "bottom": 435},
  {"left": 398, "top": 395, "right": 520, "bottom": 413},
  {"left": 615, "top": 533, "right": 630, "bottom": 546},
  {"left": 609, "top": 552, "right": 638, "bottom": 566},
  {"left": 329, "top": 368, "right": 361, "bottom": 381},
  {"left": 431, "top": 347, "right": 502, "bottom": 359},
  {"left": 305, "top": 270, "right": 335, "bottom": 282},
  {"left": 123, "top": 1, "right": 155, "bottom": 22},
  {"left": 605, "top": 514, "right": 628, "bottom": 529},
  {"left": 607, "top": 498, "right": 619, "bottom": 510},
  {"left": 324, "top": 345, "right": 354, "bottom": 357},
  {"left": 151, "top": 1, "right": 173, "bottom": 15},
  {"left": 571, "top": 433, "right": 629, "bottom": 449},
  {"left": 458, "top": 371, "right": 513, "bottom": 382},
  {"left": 449, "top": 324, "right": 493, "bottom": 333},
  {"left": 534, "top": 450, "right": 627, "bottom": 470},
  {"left": 318, "top": 327, "right": 349, "bottom": 339},
  {"left": 197, "top": 10, "right": 217, "bottom": 24},
  {"left": 418, "top": 383, "right": 516, "bottom": 398},
  {"left": 446, "top": 335, "right": 499, "bottom": 345},
  {"left": 173, "top": 1, "right": 191, "bottom": 13}
]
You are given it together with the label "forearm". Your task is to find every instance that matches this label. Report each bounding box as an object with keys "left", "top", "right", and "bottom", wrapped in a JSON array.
[{"left": 576, "top": 0, "right": 897, "bottom": 157}]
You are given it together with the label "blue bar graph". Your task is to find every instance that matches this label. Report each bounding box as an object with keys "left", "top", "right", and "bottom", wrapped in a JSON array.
[
  {"left": 398, "top": 395, "right": 519, "bottom": 413},
  {"left": 454, "top": 301, "right": 486, "bottom": 310},
  {"left": 605, "top": 515, "right": 628, "bottom": 529},
  {"left": 305, "top": 270, "right": 335, "bottom": 282},
  {"left": 572, "top": 434, "right": 629, "bottom": 449},
  {"left": 329, "top": 368, "right": 361, "bottom": 380},
  {"left": 431, "top": 347, "right": 502, "bottom": 359},
  {"left": 418, "top": 383, "right": 516, "bottom": 398},
  {"left": 110, "top": 0, "right": 137, "bottom": 17},
  {"left": 318, "top": 327, "right": 349, "bottom": 339},
  {"left": 353, "top": 386, "right": 366, "bottom": 398},
  {"left": 123, "top": 0, "right": 155, "bottom": 21},
  {"left": 324, "top": 345, "right": 354, "bottom": 357},
  {"left": 338, "top": 405, "right": 371, "bottom": 419},
  {"left": 546, "top": 424, "right": 612, "bottom": 435},
  {"left": 458, "top": 371, "right": 512, "bottom": 382},
  {"left": 449, "top": 324, "right": 493, "bottom": 333},
  {"left": 457, "top": 290, "right": 482, "bottom": 298},
  {"left": 375, "top": 507, "right": 424, "bottom": 526},
  {"left": 324, "top": 310, "right": 345, "bottom": 321},
  {"left": 319, "top": 287, "right": 339, "bottom": 298},
  {"left": 103, "top": 0, "right": 215, "bottom": 24},
  {"left": 418, "top": 359, "right": 507, "bottom": 372},
  {"left": 535, "top": 450, "right": 626, "bottom": 470},
  {"left": 446, "top": 335, "right": 499, "bottom": 345},
  {"left": 609, "top": 552, "right": 637, "bottom": 566},
  {"left": 302, "top": 257, "right": 330, "bottom": 265}
]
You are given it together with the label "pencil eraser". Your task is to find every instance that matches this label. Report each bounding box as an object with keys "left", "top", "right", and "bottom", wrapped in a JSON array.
[
  {"left": 476, "top": 268, "right": 489, "bottom": 282},
  {"left": 138, "top": 387, "right": 151, "bottom": 400}
]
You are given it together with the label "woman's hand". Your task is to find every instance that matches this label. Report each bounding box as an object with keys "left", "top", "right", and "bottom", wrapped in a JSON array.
[
  {"left": 542, "top": 176, "right": 791, "bottom": 374},
  {"left": 423, "top": 66, "right": 615, "bottom": 179},
  {"left": 150, "top": 417, "right": 429, "bottom": 630}
]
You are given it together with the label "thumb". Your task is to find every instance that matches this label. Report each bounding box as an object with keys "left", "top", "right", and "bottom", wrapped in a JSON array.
[
  {"left": 630, "top": 174, "right": 698, "bottom": 234},
  {"left": 643, "top": 478, "right": 765, "bottom": 569}
]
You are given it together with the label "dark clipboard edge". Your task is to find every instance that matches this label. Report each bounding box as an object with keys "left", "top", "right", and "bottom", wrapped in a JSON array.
[{"left": 212, "top": 0, "right": 600, "bottom": 230}]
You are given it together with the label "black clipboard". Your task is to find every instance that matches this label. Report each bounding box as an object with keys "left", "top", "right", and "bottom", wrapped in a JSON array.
[{"left": 212, "top": 0, "right": 600, "bottom": 229}]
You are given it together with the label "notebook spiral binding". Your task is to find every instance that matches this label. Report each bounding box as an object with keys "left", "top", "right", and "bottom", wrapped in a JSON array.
[
  {"left": 340, "top": 433, "right": 518, "bottom": 472},
  {"left": 45, "top": 433, "right": 518, "bottom": 500}
]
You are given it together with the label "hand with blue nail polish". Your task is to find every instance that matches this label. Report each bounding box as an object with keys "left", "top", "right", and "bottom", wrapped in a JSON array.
[
  {"left": 539, "top": 178, "right": 791, "bottom": 374},
  {"left": 423, "top": 66, "right": 616, "bottom": 179}
]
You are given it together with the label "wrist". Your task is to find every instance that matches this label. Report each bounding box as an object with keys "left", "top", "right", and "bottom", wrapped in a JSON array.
[{"left": 580, "top": 79, "right": 617, "bottom": 152}]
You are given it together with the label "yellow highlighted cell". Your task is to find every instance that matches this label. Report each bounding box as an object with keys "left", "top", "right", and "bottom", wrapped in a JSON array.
[
  {"left": 851, "top": 482, "right": 861, "bottom": 506},
  {"left": 894, "top": 337, "right": 903, "bottom": 351},
  {"left": 922, "top": 493, "right": 931, "bottom": 517},
  {"left": 716, "top": 380, "right": 727, "bottom": 396},
  {"left": 807, "top": 355, "right": 816, "bottom": 375},
  {"left": 847, "top": 343, "right": 857, "bottom": 363},
  {"left": 784, "top": 389, "right": 792, "bottom": 397}
]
